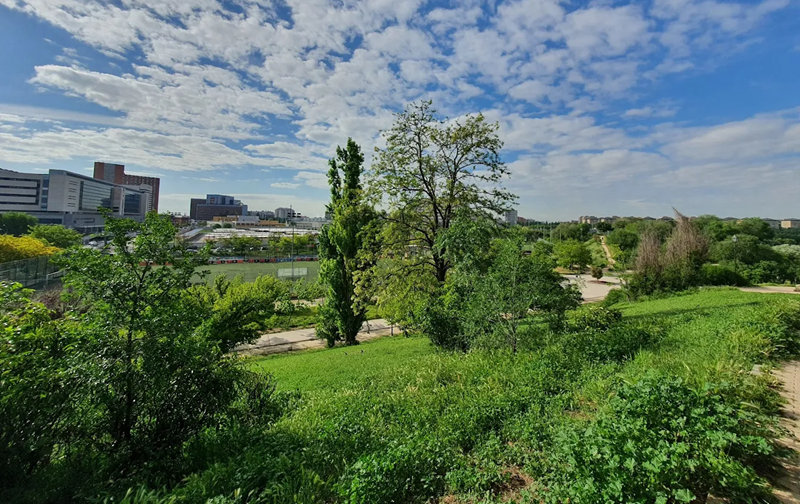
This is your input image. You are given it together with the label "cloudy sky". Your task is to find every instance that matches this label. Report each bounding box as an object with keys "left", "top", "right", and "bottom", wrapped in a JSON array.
[{"left": 0, "top": 0, "right": 798, "bottom": 220}]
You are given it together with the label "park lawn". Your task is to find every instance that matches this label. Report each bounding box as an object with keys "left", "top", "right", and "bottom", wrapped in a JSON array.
[
  {"left": 177, "top": 289, "right": 800, "bottom": 503},
  {"left": 248, "top": 335, "right": 434, "bottom": 392},
  {"left": 194, "top": 261, "right": 321, "bottom": 283}
]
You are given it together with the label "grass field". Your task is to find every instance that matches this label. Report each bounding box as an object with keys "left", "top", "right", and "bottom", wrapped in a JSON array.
[
  {"left": 178, "top": 289, "right": 800, "bottom": 502},
  {"left": 248, "top": 336, "right": 433, "bottom": 391},
  {"left": 195, "top": 261, "right": 321, "bottom": 283}
]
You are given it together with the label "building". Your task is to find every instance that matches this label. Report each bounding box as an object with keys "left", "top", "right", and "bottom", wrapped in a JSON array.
[
  {"left": 93, "top": 162, "right": 160, "bottom": 212},
  {"left": 579, "top": 215, "right": 599, "bottom": 225},
  {"left": 782, "top": 219, "right": 800, "bottom": 229},
  {"left": 189, "top": 194, "right": 247, "bottom": 221},
  {"left": 762, "top": 218, "right": 782, "bottom": 230},
  {"left": 212, "top": 215, "right": 283, "bottom": 227},
  {"left": 249, "top": 210, "right": 275, "bottom": 220},
  {"left": 275, "top": 207, "right": 300, "bottom": 220},
  {"left": 0, "top": 167, "right": 150, "bottom": 233},
  {"left": 504, "top": 210, "right": 518, "bottom": 226}
]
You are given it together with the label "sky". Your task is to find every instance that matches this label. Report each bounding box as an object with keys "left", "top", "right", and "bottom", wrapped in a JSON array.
[{"left": 0, "top": 0, "right": 798, "bottom": 221}]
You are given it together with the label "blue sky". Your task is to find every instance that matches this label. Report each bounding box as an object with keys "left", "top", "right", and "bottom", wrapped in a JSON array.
[{"left": 0, "top": 0, "right": 798, "bottom": 220}]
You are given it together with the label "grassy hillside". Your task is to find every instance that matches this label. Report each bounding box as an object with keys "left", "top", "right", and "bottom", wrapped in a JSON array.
[{"left": 159, "top": 290, "right": 800, "bottom": 503}]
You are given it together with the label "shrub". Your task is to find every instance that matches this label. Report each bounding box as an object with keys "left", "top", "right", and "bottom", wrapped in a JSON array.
[
  {"left": 701, "top": 264, "right": 749, "bottom": 287},
  {"left": 567, "top": 305, "right": 622, "bottom": 332},
  {"left": 567, "top": 321, "right": 658, "bottom": 363},
  {"left": 590, "top": 265, "right": 603, "bottom": 280},
  {"left": 541, "top": 376, "right": 779, "bottom": 503},
  {"left": 0, "top": 235, "right": 60, "bottom": 263},
  {"left": 602, "top": 288, "right": 629, "bottom": 307}
]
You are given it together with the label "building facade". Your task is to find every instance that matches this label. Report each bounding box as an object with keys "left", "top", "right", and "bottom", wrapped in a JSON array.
[
  {"left": 504, "top": 210, "right": 518, "bottom": 226},
  {"left": 189, "top": 194, "right": 247, "bottom": 221},
  {"left": 782, "top": 219, "right": 800, "bottom": 229},
  {"left": 0, "top": 168, "right": 149, "bottom": 233},
  {"left": 93, "top": 161, "right": 160, "bottom": 212},
  {"left": 275, "top": 207, "right": 300, "bottom": 220}
]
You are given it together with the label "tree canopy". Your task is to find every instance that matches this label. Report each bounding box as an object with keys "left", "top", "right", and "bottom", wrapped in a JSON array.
[
  {"left": 0, "top": 212, "right": 38, "bottom": 237},
  {"left": 27, "top": 224, "right": 83, "bottom": 248},
  {"left": 369, "top": 100, "right": 515, "bottom": 283}
]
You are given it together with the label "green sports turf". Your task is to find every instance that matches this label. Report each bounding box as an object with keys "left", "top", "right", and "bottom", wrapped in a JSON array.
[{"left": 194, "top": 261, "right": 321, "bottom": 283}]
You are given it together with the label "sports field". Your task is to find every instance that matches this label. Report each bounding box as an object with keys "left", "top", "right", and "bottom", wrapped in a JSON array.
[{"left": 194, "top": 261, "right": 321, "bottom": 283}]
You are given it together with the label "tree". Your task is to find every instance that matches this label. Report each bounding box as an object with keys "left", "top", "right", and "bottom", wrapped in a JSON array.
[
  {"left": 0, "top": 212, "right": 38, "bottom": 236},
  {"left": 555, "top": 240, "right": 591, "bottom": 272},
  {"left": 318, "top": 138, "right": 380, "bottom": 347},
  {"left": 591, "top": 265, "right": 604, "bottom": 281},
  {"left": 217, "top": 235, "right": 262, "bottom": 255},
  {"left": 735, "top": 218, "right": 774, "bottom": 242},
  {"left": 0, "top": 235, "right": 60, "bottom": 263},
  {"left": 596, "top": 222, "right": 613, "bottom": 233},
  {"left": 28, "top": 224, "right": 83, "bottom": 248},
  {"left": 370, "top": 101, "right": 515, "bottom": 284},
  {"left": 607, "top": 228, "right": 639, "bottom": 251}
]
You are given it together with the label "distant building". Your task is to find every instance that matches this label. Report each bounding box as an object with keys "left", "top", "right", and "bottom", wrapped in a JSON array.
[
  {"left": 782, "top": 219, "right": 800, "bottom": 229},
  {"left": 275, "top": 207, "right": 300, "bottom": 220},
  {"left": 579, "top": 215, "right": 599, "bottom": 225},
  {"left": 93, "top": 162, "right": 160, "bottom": 212},
  {"left": 0, "top": 167, "right": 149, "bottom": 233},
  {"left": 190, "top": 194, "right": 247, "bottom": 221},
  {"left": 250, "top": 210, "right": 275, "bottom": 220},
  {"left": 762, "top": 218, "right": 782, "bottom": 230},
  {"left": 504, "top": 210, "right": 518, "bottom": 226}
]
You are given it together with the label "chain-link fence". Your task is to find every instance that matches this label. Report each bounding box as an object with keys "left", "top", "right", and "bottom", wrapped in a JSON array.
[{"left": 0, "top": 256, "right": 63, "bottom": 290}]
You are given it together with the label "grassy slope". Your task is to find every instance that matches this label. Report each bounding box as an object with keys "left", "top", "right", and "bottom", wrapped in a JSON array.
[
  {"left": 248, "top": 335, "right": 433, "bottom": 391},
  {"left": 176, "top": 289, "right": 799, "bottom": 502},
  {"left": 585, "top": 238, "right": 608, "bottom": 268}
]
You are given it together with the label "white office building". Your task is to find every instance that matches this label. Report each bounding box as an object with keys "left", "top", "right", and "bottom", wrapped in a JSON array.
[
  {"left": 0, "top": 168, "right": 150, "bottom": 233},
  {"left": 275, "top": 207, "right": 300, "bottom": 220}
]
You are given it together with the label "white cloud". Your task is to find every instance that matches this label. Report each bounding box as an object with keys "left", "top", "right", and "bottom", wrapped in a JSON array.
[
  {"left": 624, "top": 106, "right": 677, "bottom": 118},
  {"left": 271, "top": 182, "right": 301, "bottom": 189}
]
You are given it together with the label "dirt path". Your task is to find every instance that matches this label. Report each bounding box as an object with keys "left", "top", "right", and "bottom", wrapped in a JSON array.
[
  {"left": 600, "top": 236, "right": 616, "bottom": 267},
  {"left": 772, "top": 361, "right": 800, "bottom": 502}
]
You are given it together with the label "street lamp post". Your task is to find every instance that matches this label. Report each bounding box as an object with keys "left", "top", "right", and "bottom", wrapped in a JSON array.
[{"left": 732, "top": 234, "right": 739, "bottom": 276}]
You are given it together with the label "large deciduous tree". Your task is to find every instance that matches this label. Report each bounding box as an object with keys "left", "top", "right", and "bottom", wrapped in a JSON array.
[
  {"left": 370, "top": 101, "right": 515, "bottom": 283},
  {"left": 28, "top": 224, "right": 83, "bottom": 248},
  {"left": 318, "top": 138, "right": 379, "bottom": 347},
  {"left": 0, "top": 212, "right": 38, "bottom": 237}
]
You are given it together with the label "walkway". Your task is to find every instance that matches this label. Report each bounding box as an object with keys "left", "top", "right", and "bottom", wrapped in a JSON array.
[
  {"left": 235, "top": 319, "right": 399, "bottom": 356},
  {"left": 772, "top": 362, "right": 800, "bottom": 502},
  {"left": 600, "top": 235, "right": 616, "bottom": 267}
]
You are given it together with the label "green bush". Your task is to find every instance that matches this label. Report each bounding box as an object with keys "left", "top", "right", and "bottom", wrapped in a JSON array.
[
  {"left": 566, "top": 320, "right": 659, "bottom": 363},
  {"left": 567, "top": 305, "right": 622, "bottom": 332},
  {"left": 602, "top": 288, "right": 629, "bottom": 307},
  {"left": 541, "top": 375, "right": 779, "bottom": 503},
  {"left": 701, "top": 264, "right": 750, "bottom": 286}
]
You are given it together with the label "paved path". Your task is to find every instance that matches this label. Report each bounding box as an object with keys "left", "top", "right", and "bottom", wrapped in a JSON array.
[
  {"left": 564, "top": 274, "right": 623, "bottom": 303},
  {"left": 772, "top": 362, "right": 800, "bottom": 502},
  {"left": 741, "top": 286, "right": 800, "bottom": 295},
  {"left": 235, "top": 319, "right": 399, "bottom": 356}
]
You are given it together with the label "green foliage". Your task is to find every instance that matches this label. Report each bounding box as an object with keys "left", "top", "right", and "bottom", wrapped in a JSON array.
[
  {"left": 0, "top": 211, "right": 39, "bottom": 236},
  {"left": 318, "top": 138, "right": 380, "bottom": 347},
  {"left": 596, "top": 221, "right": 613, "bottom": 233},
  {"left": 370, "top": 100, "right": 515, "bottom": 284},
  {"left": 419, "top": 229, "right": 580, "bottom": 351},
  {"left": 590, "top": 265, "right": 603, "bottom": 280},
  {"left": 567, "top": 305, "right": 622, "bottom": 332},
  {"left": 701, "top": 264, "right": 750, "bottom": 286},
  {"left": 27, "top": 224, "right": 83, "bottom": 248},
  {"left": 0, "top": 214, "right": 291, "bottom": 502},
  {"left": 552, "top": 222, "right": 592, "bottom": 242},
  {"left": 603, "top": 288, "right": 629, "bottom": 307},
  {"left": 607, "top": 228, "right": 639, "bottom": 251},
  {"left": 153, "top": 290, "right": 796, "bottom": 503},
  {"left": 215, "top": 235, "right": 263, "bottom": 255},
  {"left": 554, "top": 239, "right": 591, "bottom": 271},
  {"left": 542, "top": 376, "right": 777, "bottom": 503}
]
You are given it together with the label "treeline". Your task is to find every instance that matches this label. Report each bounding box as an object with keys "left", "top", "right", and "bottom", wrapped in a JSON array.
[
  {"left": 605, "top": 214, "right": 800, "bottom": 290},
  {"left": 208, "top": 234, "right": 317, "bottom": 256}
]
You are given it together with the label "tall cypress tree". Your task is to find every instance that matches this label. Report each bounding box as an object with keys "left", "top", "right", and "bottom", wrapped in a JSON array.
[{"left": 318, "top": 138, "right": 379, "bottom": 347}]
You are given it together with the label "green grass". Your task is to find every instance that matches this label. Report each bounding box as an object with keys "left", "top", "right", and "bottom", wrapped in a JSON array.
[
  {"left": 195, "top": 261, "right": 321, "bottom": 283},
  {"left": 248, "top": 335, "right": 434, "bottom": 392},
  {"left": 158, "top": 289, "right": 800, "bottom": 503},
  {"left": 585, "top": 238, "right": 608, "bottom": 268}
]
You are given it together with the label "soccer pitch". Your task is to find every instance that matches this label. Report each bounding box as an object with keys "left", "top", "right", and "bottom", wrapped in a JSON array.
[{"left": 194, "top": 261, "right": 321, "bottom": 284}]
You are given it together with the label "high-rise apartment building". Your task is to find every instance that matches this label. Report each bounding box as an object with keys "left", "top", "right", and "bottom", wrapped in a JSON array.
[{"left": 93, "top": 162, "right": 160, "bottom": 212}]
